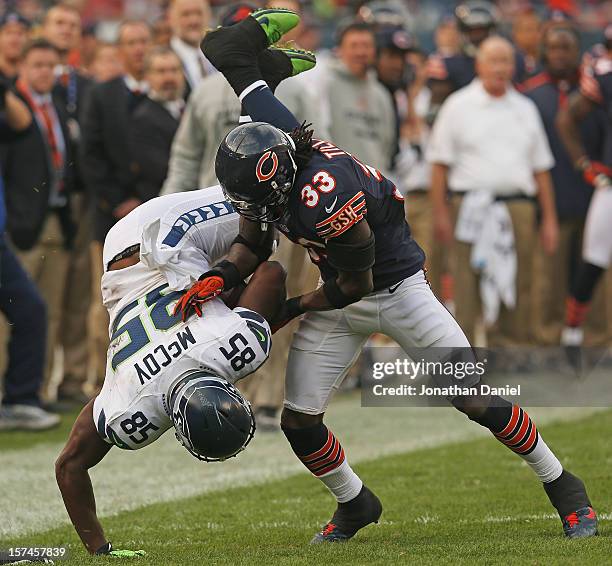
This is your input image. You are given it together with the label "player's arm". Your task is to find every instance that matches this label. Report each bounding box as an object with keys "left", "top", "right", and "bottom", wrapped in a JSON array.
[
  {"left": 55, "top": 401, "right": 146, "bottom": 557},
  {"left": 272, "top": 220, "right": 374, "bottom": 331},
  {"left": 556, "top": 92, "right": 594, "bottom": 167},
  {"left": 557, "top": 91, "right": 611, "bottom": 187},
  {"left": 426, "top": 79, "right": 453, "bottom": 125},
  {"left": 174, "top": 217, "right": 276, "bottom": 320},
  {"left": 225, "top": 217, "right": 277, "bottom": 277},
  {"left": 424, "top": 53, "right": 453, "bottom": 125},
  {"left": 55, "top": 400, "right": 110, "bottom": 554},
  {"left": 534, "top": 170, "right": 559, "bottom": 255},
  {"left": 430, "top": 162, "right": 452, "bottom": 243}
]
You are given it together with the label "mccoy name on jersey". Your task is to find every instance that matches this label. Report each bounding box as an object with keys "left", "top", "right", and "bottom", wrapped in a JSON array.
[
  {"left": 276, "top": 139, "right": 425, "bottom": 290},
  {"left": 94, "top": 186, "right": 271, "bottom": 451}
]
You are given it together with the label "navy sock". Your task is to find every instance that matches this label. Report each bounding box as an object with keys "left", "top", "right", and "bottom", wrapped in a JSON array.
[
  {"left": 281, "top": 422, "right": 329, "bottom": 457},
  {"left": 240, "top": 84, "right": 300, "bottom": 132},
  {"left": 571, "top": 262, "right": 604, "bottom": 303}
]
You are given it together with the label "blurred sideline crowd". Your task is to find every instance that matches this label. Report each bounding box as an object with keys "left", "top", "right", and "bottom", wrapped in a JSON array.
[{"left": 0, "top": 0, "right": 610, "bottom": 431}]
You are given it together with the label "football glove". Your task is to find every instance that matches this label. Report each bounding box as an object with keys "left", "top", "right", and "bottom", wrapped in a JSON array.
[
  {"left": 173, "top": 275, "right": 225, "bottom": 322},
  {"left": 576, "top": 157, "right": 612, "bottom": 189},
  {"left": 95, "top": 542, "right": 146, "bottom": 558}
]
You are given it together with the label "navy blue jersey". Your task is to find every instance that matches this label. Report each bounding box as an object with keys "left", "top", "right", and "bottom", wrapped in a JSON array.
[
  {"left": 275, "top": 140, "right": 425, "bottom": 291},
  {"left": 427, "top": 50, "right": 527, "bottom": 92},
  {"left": 580, "top": 51, "right": 612, "bottom": 167},
  {"left": 522, "top": 72, "right": 607, "bottom": 220}
]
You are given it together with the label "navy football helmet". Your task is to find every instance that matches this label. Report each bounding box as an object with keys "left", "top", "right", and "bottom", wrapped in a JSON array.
[
  {"left": 215, "top": 122, "right": 297, "bottom": 223},
  {"left": 455, "top": 1, "right": 498, "bottom": 32},
  {"left": 168, "top": 370, "right": 255, "bottom": 462}
]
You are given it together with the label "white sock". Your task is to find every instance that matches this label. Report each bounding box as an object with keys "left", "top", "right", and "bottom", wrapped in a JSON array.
[
  {"left": 319, "top": 460, "right": 363, "bottom": 503},
  {"left": 522, "top": 436, "right": 563, "bottom": 483}
]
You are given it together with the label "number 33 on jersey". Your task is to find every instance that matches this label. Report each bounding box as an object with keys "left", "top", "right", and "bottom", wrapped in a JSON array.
[{"left": 277, "top": 139, "right": 424, "bottom": 291}]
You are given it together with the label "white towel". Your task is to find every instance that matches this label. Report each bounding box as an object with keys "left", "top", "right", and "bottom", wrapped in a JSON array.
[{"left": 455, "top": 191, "right": 517, "bottom": 325}]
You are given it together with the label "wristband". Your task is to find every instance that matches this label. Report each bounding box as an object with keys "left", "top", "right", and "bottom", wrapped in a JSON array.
[
  {"left": 200, "top": 259, "right": 241, "bottom": 290},
  {"left": 575, "top": 156, "right": 590, "bottom": 172},
  {"left": 323, "top": 278, "right": 358, "bottom": 309},
  {"left": 95, "top": 542, "right": 112, "bottom": 555},
  {"left": 285, "top": 296, "right": 304, "bottom": 319}
]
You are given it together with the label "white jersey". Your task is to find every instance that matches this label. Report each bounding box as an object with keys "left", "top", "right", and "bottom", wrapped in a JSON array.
[
  {"left": 101, "top": 185, "right": 239, "bottom": 326},
  {"left": 93, "top": 187, "right": 271, "bottom": 451}
]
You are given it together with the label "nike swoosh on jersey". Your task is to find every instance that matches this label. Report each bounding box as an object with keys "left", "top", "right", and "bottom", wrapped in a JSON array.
[
  {"left": 389, "top": 281, "right": 404, "bottom": 293},
  {"left": 325, "top": 197, "right": 338, "bottom": 214},
  {"left": 253, "top": 327, "right": 266, "bottom": 342}
]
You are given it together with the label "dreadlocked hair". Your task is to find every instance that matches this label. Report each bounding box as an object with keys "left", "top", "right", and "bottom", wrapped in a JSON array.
[{"left": 289, "top": 121, "right": 314, "bottom": 169}]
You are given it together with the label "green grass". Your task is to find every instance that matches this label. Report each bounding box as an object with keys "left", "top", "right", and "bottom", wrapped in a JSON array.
[{"left": 2, "top": 410, "right": 610, "bottom": 565}]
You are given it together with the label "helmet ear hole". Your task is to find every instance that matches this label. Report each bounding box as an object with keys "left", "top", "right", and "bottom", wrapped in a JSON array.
[
  {"left": 169, "top": 371, "right": 256, "bottom": 462},
  {"left": 215, "top": 122, "right": 298, "bottom": 223}
]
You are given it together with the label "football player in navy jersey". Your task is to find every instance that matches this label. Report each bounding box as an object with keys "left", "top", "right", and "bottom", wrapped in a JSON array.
[
  {"left": 426, "top": 1, "right": 526, "bottom": 120},
  {"left": 557, "top": 26, "right": 612, "bottom": 351},
  {"left": 174, "top": 9, "right": 598, "bottom": 542}
]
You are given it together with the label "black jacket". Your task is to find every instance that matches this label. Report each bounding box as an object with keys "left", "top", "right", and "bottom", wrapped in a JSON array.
[
  {"left": 80, "top": 76, "right": 145, "bottom": 239},
  {"left": 1, "top": 89, "right": 75, "bottom": 250},
  {"left": 130, "top": 96, "right": 180, "bottom": 203}
]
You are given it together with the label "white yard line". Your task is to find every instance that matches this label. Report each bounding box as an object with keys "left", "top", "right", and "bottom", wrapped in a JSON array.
[{"left": 0, "top": 401, "right": 603, "bottom": 540}]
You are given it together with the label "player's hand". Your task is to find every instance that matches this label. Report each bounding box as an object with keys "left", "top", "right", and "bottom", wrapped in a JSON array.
[
  {"left": 107, "top": 549, "right": 146, "bottom": 558},
  {"left": 539, "top": 214, "right": 559, "bottom": 255},
  {"left": 95, "top": 542, "right": 146, "bottom": 558},
  {"left": 434, "top": 205, "right": 453, "bottom": 244},
  {"left": 173, "top": 275, "right": 225, "bottom": 322},
  {"left": 577, "top": 158, "right": 612, "bottom": 189},
  {"left": 270, "top": 296, "right": 304, "bottom": 333}
]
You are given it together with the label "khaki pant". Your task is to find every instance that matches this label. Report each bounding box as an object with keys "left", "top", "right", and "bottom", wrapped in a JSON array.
[
  {"left": 238, "top": 239, "right": 320, "bottom": 410},
  {"left": 450, "top": 197, "right": 536, "bottom": 346},
  {"left": 532, "top": 218, "right": 612, "bottom": 346},
  {"left": 405, "top": 191, "right": 445, "bottom": 298},
  {"left": 58, "top": 195, "right": 92, "bottom": 395},
  {"left": 86, "top": 241, "right": 109, "bottom": 393},
  {"left": 18, "top": 214, "right": 70, "bottom": 400}
]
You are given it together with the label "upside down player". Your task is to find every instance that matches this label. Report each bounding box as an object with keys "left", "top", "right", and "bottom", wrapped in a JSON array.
[
  {"left": 55, "top": 184, "right": 287, "bottom": 556},
  {"left": 173, "top": 9, "right": 598, "bottom": 542},
  {"left": 557, "top": 27, "right": 612, "bottom": 351}
]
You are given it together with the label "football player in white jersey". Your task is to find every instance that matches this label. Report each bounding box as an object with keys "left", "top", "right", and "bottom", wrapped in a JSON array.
[{"left": 55, "top": 186, "right": 286, "bottom": 557}]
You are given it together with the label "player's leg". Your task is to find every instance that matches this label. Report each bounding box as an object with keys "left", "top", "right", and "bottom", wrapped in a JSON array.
[
  {"left": 381, "top": 271, "right": 597, "bottom": 538},
  {"left": 201, "top": 9, "right": 310, "bottom": 132},
  {"left": 561, "top": 186, "right": 612, "bottom": 347},
  {"left": 236, "top": 260, "right": 287, "bottom": 323},
  {"left": 281, "top": 308, "right": 382, "bottom": 543}
]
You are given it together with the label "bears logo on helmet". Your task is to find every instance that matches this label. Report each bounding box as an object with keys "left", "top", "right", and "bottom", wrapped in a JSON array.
[{"left": 256, "top": 150, "right": 279, "bottom": 182}]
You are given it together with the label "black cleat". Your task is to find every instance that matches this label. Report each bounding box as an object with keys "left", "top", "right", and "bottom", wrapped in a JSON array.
[
  {"left": 257, "top": 47, "right": 316, "bottom": 92},
  {"left": 310, "top": 485, "right": 382, "bottom": 544},
  {"left": 562, "top": 506, "right": 598, "bottom": 539},
  {"left": 544, "top": 470, "right": 597, "bottom": 538},
  {"left": 201, "top": 10, "right": 299, "bottom": 73}
]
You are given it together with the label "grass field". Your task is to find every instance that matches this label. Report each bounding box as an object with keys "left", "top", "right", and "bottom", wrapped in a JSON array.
[{"left": 1, "top": 398, "right": 610, "bottom": 565}]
